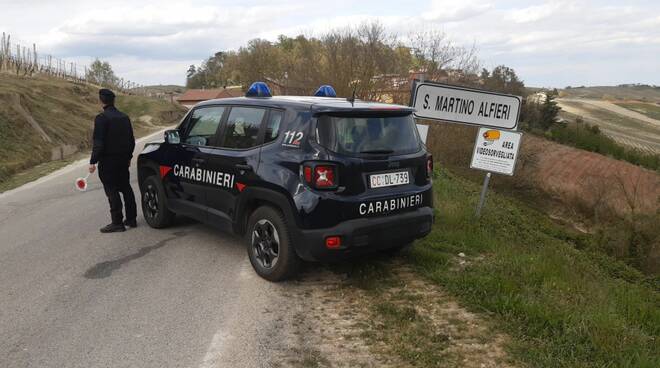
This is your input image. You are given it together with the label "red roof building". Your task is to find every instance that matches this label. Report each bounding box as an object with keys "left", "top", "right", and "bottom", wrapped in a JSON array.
[{"left": 176, "top": 87, "right": 243, "bottom": 108}]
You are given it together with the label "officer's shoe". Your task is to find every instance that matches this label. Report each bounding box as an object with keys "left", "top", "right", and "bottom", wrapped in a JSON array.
[
  {"left": 124, "top": 219, "right": 137, "bottom": 228},
  {"left": 100, "top": 223, "right": 126, "bottom": 233}
]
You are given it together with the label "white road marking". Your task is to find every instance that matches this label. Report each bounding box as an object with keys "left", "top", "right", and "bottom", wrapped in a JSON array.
[
  {"left": 0, "top": 127, "right": 172, "bottom": 200},
  {"left": 198, "top": 260, "right": 254, "bottom": 368},
  {"left": 198, "top": 329, "right": 234, "bottom": 368}
]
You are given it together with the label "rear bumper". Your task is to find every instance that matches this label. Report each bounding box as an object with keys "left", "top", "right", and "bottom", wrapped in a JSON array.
[{"left": 293, "top": 207, "right": 434, "bottom": 261}]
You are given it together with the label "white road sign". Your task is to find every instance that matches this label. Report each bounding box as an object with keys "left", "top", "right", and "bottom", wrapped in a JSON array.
[
  {"left": 470, "top": 128, "right": 523, "bottom": 176},
  {"left": 411, "top": 81, "right": 522, "bottom": 130}
]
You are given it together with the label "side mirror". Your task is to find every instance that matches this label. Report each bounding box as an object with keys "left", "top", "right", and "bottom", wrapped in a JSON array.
[{"left": 164, "top": 130, "right": 180, "bottom": 144}]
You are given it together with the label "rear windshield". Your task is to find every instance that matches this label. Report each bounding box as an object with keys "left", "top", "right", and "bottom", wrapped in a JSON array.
[{"left": 316, "top": 114, "right": 420, "bottom": 156}]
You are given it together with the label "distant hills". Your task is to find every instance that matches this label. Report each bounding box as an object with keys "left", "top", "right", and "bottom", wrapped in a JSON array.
[{"left": 558, "top": 85, "right": 660, "bottom": 102}]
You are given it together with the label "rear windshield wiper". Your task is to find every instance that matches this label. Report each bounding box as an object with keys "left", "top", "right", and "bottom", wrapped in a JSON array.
[{"left": 360, "top": 149, "right": 394, "bottom": 154}]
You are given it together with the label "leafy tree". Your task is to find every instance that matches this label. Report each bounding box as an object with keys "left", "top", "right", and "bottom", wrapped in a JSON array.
[
  {"left": 86, "top": 59, "right": 117, "bottom": 88},
  {"left": 481, "top": 65, "right": 525, "bottom": 96}
]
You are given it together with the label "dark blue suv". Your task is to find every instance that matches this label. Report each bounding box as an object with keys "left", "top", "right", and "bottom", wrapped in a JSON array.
[{"left": 137, "top": 83, "right": 434, "bottom": 281}]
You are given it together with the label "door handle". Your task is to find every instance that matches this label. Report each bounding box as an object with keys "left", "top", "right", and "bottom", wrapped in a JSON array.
[
  {"left": 191, "top": 158, "right": 206, "bottom": 165},
  {"left": 236, "top": 164, "right": 252, "bottom": 171}
]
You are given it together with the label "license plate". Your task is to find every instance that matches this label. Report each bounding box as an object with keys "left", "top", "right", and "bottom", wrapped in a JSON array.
[{"left": 369, "top": 171, "right": 410, "bottom": 188}]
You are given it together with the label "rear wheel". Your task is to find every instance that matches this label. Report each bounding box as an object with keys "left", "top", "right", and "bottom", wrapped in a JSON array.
[
  {"left": 246, "top": 206, "right": 300, "bottom": 281},
  {"left": 141, "top": 175, "right": 174, "bottom": 228}
]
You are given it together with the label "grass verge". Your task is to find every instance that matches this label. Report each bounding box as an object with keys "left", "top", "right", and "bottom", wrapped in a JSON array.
[
  {"left": 405, "top": 169, "right": 659, "bottom": 367},
  {"left": 0, "top": 156, "right": 79, "bottom": 193}
]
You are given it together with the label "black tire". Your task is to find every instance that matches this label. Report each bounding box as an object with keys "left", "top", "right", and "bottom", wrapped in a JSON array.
[
  {"left": 141, "top": 175, "right": 175, "bottom": 229},
  {"left": 246, "top": 206, "right": 300, "bottom": 281}
]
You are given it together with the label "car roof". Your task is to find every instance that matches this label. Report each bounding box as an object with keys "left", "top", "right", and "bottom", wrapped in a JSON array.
[{"left": 195, "top": 96, "right": 415, "bottom": 114}]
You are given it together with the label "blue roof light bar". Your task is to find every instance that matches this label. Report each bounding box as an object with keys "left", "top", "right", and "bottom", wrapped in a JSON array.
[
  {"left": 246, "top": 82, "right": 272, "bottom": 97},
  {"left": 314, "top": 85, "right": 337, "bottom": 98}
]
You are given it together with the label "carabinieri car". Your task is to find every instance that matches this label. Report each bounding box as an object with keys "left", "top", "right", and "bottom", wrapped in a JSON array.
[{"left": 137, "top": 82, "right": 434, "bottom": 281}]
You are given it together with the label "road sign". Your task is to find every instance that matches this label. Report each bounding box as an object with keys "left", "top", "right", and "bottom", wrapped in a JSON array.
[
  {"left": 411, "top": 81, "right": 522, "bottom": 130},
  {"left": 470, "top": 128, "right": 523, "bottom": 176}
]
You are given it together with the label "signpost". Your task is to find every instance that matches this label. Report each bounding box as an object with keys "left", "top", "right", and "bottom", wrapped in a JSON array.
[{"left": 410, "top": 79, "right": 523, "bottom": 217}]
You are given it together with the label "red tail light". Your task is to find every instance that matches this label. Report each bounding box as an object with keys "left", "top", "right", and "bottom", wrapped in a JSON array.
[
  {"left": 325, "top": 236, "right": 341, "bottom": 249},
  {"left": 426, "top": 155, "right": 433, "bottom": 178},
  {"left": 314, "top": 165, "right": 336, "bottom": 188},
  {"left": 302, "top": 163, "right": 338, "bottom": 189},
  {"left": 303, "top": 166, "right": 313, "bottom": 184}
]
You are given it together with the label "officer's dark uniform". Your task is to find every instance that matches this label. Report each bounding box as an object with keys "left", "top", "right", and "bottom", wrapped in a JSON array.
[{"left": 90, "top": 91, "right": 137, "bottom": 229}]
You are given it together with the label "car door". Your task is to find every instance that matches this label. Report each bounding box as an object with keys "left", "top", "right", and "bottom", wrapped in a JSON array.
[
  {"left": 163, "top": 105, "right": 226, "bottom": 221},
  {"left": 204, "top": 106, "right": 282, "bottom": 224}
]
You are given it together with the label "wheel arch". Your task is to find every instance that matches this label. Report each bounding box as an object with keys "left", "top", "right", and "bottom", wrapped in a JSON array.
[
  {"left": 138, "top": 159, "right": 160, "bottom": 189},
  {"left": 233, "top": 187, "right": 300, "bottom": 238}
]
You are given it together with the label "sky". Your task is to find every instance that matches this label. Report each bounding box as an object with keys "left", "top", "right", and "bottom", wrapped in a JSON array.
[{"left": 1, "top": 0, "right": 658, "bottom": 88}]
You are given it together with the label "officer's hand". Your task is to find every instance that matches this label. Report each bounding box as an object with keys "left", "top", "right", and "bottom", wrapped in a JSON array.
[{"left": 89, "top": 164, "right": 96, "bottom": 174}]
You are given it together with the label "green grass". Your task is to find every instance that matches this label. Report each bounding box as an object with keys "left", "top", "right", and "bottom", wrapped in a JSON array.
[
  {"left": 404, "top": 169, "right": 659, "bottom": 367},
  {"left": 615, "top": 102, "right": 660, "bottom": 121}
]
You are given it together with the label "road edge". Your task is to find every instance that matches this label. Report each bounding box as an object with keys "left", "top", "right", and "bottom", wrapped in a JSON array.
[{"left": 0, "top": 127, "right": 172, "bottom": 200}]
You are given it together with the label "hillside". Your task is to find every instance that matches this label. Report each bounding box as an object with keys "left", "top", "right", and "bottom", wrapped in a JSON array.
[
  {"left": 136, "top": 84, "right": 186, "bottom": 96},
  {"left": 556, "top": 99, "right": 660, "bottom": 154},
  {"left": 559, "top": 85, "right": 660, "bottom": 102},
  {"left": 0, "top": 73, "right": 186, "bottom": 184}
]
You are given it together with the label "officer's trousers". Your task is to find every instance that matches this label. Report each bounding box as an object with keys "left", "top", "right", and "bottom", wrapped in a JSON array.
[{"left": 98, "top": 158, "right": 137, "bottom": 225}]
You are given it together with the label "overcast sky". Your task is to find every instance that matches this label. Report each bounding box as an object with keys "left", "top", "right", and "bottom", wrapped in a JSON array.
[{"left": 1, "top": 0, "right": 658, "bottom": 87}]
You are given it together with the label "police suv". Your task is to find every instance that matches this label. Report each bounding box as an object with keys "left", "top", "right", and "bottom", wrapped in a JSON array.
[{"left": 137, "top": 82, "right": 434, "bottom": 281}]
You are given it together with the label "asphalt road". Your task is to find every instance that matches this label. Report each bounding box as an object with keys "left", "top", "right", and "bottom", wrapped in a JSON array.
[{"left": 0, "top": 130, "right": 296, "bottom": 368}]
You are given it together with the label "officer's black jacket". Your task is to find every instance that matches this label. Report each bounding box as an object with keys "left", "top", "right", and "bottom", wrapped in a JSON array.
[{"left": 90, "top": 105, "right": 135, "bottom": 164}]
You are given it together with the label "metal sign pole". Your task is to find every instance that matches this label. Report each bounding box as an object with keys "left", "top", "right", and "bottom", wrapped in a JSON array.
[{"left": 475, "top": 172, "right": 491, "bottom": 217}]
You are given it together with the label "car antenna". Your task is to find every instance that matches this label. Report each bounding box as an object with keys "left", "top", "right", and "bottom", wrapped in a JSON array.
[{"left": 347, "top": 85, "right": 357, "bottom": 106}]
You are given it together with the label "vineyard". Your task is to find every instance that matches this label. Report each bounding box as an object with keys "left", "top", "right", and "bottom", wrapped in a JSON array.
[{"left": 0, "top": 32, "right": 148, "bottom": 95}]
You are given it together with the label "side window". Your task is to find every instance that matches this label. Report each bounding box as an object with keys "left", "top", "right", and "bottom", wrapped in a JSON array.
[
  {"left": 264, "top": 110, "right": 283, "bottom": 143},
  {"left": 221, "top": 107, "right": 266, "bottom": 149},
  {"left": 184, "top": 106, "right": 225, "bottom": 146}
]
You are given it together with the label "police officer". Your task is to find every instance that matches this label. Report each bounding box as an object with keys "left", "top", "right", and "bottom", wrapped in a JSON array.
[{"left": 89, "top": 89, "right": 137, "bottom": 233}]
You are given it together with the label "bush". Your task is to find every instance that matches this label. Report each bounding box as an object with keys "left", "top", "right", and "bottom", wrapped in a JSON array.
[{"left": 548, "top": 122, "right": 660, "bottom": 171}]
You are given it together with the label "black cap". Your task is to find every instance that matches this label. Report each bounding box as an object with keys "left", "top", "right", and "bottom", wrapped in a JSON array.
[{"left": 99, "top": 88, "right": 115, "bottom": 98}]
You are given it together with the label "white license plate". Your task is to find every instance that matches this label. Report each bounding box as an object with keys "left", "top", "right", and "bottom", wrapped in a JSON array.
[{"left": 369, "top": 171, "right": 410, "bottom": 188}]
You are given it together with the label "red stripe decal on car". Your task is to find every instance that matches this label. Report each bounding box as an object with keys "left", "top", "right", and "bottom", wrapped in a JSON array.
[{"left": 159, "top": 165, "right": 172, "bottom": 179}]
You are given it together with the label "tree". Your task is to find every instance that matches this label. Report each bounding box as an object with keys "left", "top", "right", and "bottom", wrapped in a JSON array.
[
  {"left": 183, "top": 22, "right": 482, "bottom": 99},
  {"left": 186, "top": 65, "right": 196, "bottom": 80},
  {"left": 481, "top": 65, "right": 525, "bottom": 96},
  {"left": 538, "top": 90, "right": 560, "bottom": 131},
  {"left": 86, "top": 59, "right": 117, "bottom": 88}
]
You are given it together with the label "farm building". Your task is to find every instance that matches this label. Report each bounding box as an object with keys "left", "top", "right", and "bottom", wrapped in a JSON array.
[{"left": 176, "top": 87, "right": 243, "bottom": 108}]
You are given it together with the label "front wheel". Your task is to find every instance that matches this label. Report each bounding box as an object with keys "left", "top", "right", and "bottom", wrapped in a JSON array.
[
  {"left": 141, "top": 175, "right": 175, "bottom": 228},
  {"left": 246, "top": 206, "right": 300, "bottom": 281}
]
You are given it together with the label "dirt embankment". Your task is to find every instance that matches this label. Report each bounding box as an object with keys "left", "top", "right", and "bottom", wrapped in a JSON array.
[{"left": 521, "top": 135, "right": 660, "bottom": 216}]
